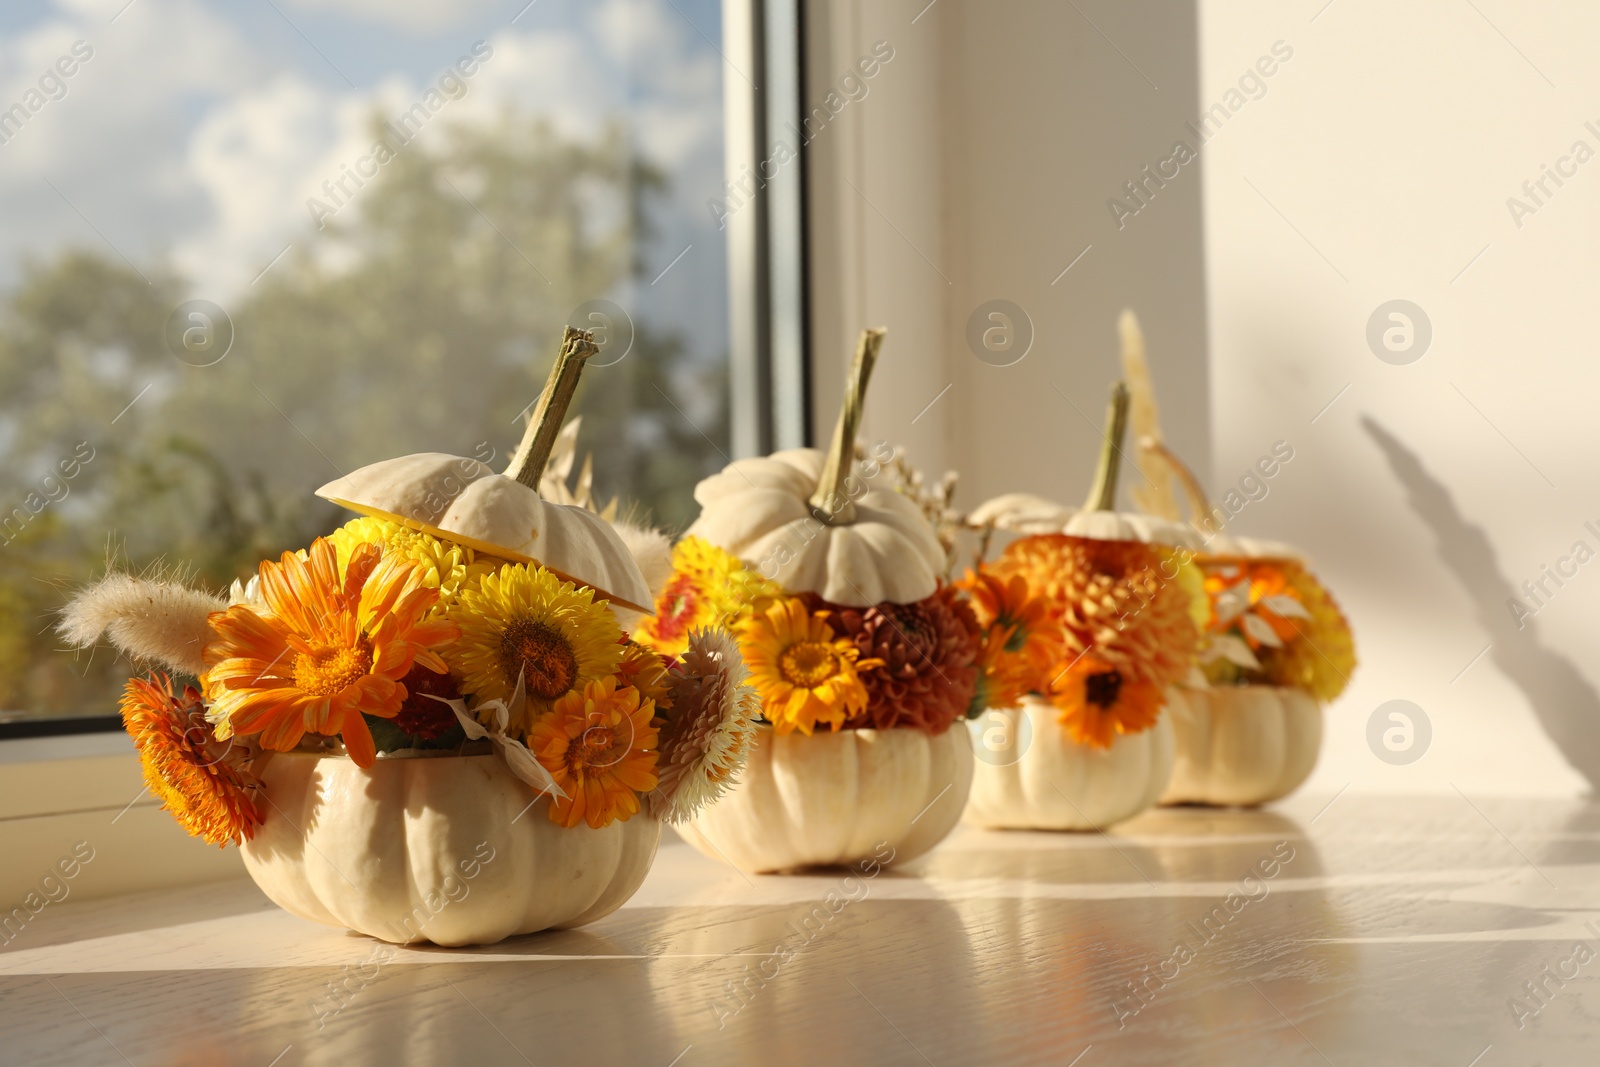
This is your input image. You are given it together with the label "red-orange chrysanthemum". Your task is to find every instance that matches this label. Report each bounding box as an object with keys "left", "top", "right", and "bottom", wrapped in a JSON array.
[
  {"left": 203, "top": 537, "right": 460, "bottom": 767},
  {"left": 822, "top": 586, "right": 981, "bottom": 734},
  {"left": 120, "top": 673, "right": 263, "bottom": 847}
]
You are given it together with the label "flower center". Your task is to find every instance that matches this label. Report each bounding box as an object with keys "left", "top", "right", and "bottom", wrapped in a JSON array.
[
  {"left": 499, "top": 618, "right": 580, "bottom": 700},
  {"left": 1084, "top": 670, "right": 1123, "bottom": 709},
  {"left": 292, "top": 638, "right": 373, "bottom": 696},
  {"left": 779, "top": 641, "right": 839, "bottom": 689}
]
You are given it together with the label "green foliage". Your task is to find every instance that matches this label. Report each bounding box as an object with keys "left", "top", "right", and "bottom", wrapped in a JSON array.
[{"left": 0, "top": 110, "right": 727, "bottom": 719}]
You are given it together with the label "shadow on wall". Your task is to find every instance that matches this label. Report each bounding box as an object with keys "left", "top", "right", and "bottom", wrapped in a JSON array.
[{"left": 1362, "top": 416, "right": 1600, "bottom": 794}]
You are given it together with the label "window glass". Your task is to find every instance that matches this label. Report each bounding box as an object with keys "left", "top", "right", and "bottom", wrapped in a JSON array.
[{"left": 0, "top": 0, "right": 729, "bottom": 721}]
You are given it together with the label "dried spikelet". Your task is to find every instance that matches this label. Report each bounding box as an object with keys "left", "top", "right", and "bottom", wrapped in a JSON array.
[
  {"left": 58, "top": 571, "right": 227, "bottom": 677},
  {"left": 1118, "top": 309, "right": 1183, "bottom": 521}
]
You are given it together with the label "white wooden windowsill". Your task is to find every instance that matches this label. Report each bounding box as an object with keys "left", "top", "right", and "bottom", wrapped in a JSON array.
[
  {"left": 3, "top": 794, "right": 1596, "bottom": 1064},
  {"left": 0, "top": 732, "right": 243, "bottom": 907}
]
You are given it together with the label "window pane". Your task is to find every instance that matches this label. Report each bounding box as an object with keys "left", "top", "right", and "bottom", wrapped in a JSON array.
[{"left": 0, "top": 0, "right": 729, "bottom": 722}]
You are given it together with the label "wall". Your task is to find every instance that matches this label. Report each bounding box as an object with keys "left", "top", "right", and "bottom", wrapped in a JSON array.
[
  {"left": 1198, "top": 0, "right": 1599, "bottom": 796},
  {"left": 805, "top": 0, "right": 1599, "bottom": 796},
  {"left": 804, "top": 0, "right": 1211, "bottom": 498}
]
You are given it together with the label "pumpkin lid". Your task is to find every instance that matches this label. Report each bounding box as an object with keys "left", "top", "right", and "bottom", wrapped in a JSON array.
[{"left": 316, "top": 328, "right": 652, "bottom": 613}]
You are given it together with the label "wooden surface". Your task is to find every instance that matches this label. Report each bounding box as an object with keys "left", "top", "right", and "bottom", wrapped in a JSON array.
[{"left": 3, "top": 793, "right": 1597, "bottom": 1065}]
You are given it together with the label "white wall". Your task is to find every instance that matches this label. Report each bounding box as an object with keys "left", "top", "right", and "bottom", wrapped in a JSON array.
[
  {"left": 805, "top": 0, "right": 1600, "bottom": 796},
  {"left": 1198, "top": 0, "right": 1600, "bottom": 796}
]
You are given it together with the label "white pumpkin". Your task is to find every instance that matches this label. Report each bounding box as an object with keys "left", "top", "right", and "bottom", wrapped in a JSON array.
[
  {"left": 965, "top": 694, "right": 1177, "bottom": 831},
  {"left": 688, "top": 447, "right": 944, "bottom": 606},
  {"left": 688, "top": 327, "right": 944, "bottom": 607},
  {"left": 676, "top": 723, "right": 974, "bottom": 873},
  {"left": 241, "top": 752, "right": 660, "bottom": 946},
  {"left": 966, "top": 491, "right": 1199, "bottom": 548},
  {"left": 315, "top": 327, "right": 652, "bottom": 612},
  {"left": 1159, "top": 684, "right": 1322, "bottom": 807}
]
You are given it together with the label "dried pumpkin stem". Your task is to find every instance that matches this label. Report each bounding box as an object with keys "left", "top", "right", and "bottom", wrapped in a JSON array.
[
  {"left": 809, "top": 326, "right": 886, "bottom": 524},
  {"left": 506, "top": 326, "right": 599, "bottom": 489},
  {"left": 1140, "top": 436, "right": 1220, "bottom": 535},
  {"left": 1082, "top": 380, "right": 1130, "bottom": 513}
]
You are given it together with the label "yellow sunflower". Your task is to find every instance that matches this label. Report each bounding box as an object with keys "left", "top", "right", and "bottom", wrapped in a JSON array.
[
  {"left": 444, "top": 563, "right": 623, "bottom": 733},
  {"left": 329, "top": 516, "right": 495, "bottom": 613},
  {"left": 638, "top": 536, "right": 781, "bottom": 656},
  {"left": 739, "top": 597, "right": 876, "bottom": 735}
]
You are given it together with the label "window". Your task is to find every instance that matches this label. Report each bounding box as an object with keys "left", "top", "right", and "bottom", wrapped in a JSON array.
[{"left": 0, "top": 0, "right": 780, "bottom": 726}]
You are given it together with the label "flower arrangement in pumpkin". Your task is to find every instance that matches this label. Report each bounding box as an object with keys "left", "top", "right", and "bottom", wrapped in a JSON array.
[
  {"left": 1196, "top": 556, "right": 1354, "bottom": 702},
  {"left": 961, "top": 534, "right": 1203, "bottom": 749},
  {"left": 62, "top": 330, "right": 760, "bottom": 848},
  {"left": 637, "top": 535, "right": 982, "bottom": 737}
]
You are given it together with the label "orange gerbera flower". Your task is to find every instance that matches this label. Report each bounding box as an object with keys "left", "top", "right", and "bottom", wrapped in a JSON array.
[
  {"left": 121, "top": 673, "right": 263, "bottom": 847},
  {"left": 739, "top": 597, "right": 877, "bottom": 735},
  {"left": 1048, "top": 651, "right": 1164, "bottom": 749},
  {"left": 204, "top": 537, "right": 460, "bottom": 768},
  {"left": 530, "top": 675, "right": 660, "bottom": 829}
]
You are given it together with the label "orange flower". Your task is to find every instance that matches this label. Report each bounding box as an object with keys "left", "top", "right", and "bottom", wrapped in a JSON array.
[
  {"left": 990, "top": 534, "right": 1199, "bottom": 694},
  {"left": 739, "top": 597, "right": 877, "bottom": 735},
  {"left": 121, "top": 673, "right": 262, "bottom": 847},
  {"left": 530, "top": 675, "right": 660, "bottom": 829},
  {"left": 960, "top": 568, "right": 1065, "bottom": 708},
  {"left": 618, "top": 636, "right": 674, "bottom": 712},
  {"left": 1048, "top": 651, "right": 1164, "bottom": 749},
  {"left": 204, "top": 537, "right": 460, "bottom": 768},
  {"left": 1202, "top": 557, "right": 1356, "bottom": 701}
]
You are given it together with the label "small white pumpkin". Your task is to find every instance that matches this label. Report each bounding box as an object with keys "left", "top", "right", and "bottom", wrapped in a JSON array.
[
  {"left": 1159, "top": 685, "right": 1321, "bottom": 807},
  {"left": 242, "top": 752, "right": 660, "bottom": 946},
  {"left": 316, "top": 328, "right": 651, "bottom": 612},
  {"left": 687, "top": 329, "right": 944, "bottom": 607},
  {"left": 676, "top": 723, "right": 974, "bottom": 873},
  {"left": 965, "top": 694, "right": 1177, "bottom": 831}
]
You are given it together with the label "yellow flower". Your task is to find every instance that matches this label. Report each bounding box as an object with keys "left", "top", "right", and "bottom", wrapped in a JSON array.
[
  {"left": 1201, "top": 558, "right": 1356, "bottom": 702},
  {"left": 529, "top": 675, "right": 659, "bottom": 829},
  {"left": 444, "top": 563, "right": 623, "bottom": 734},
  {"left": 329, "top": 516, "right": 495, "bottom": 613},
  {"left": 638, "top": 536, "right": 781, "bottom": 657},
  {"left": 739, "top": 597, "right": 876, "bottom": 735}
]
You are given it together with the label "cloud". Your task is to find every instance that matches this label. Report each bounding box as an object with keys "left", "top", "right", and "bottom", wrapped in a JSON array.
[
  {"left": 0, "top": 0, "right": 725, "bottom": 307},
  {"left": 279, "top": 0, "right": 506, "bottom": 35}
]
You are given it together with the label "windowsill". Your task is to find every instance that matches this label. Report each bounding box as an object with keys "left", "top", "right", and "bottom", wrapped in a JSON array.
[
  {"left": 0, "top": 730, "right": 133, "bottom": 766},
  {"left": 0, "top": 729, "right": 242, "bottom": 906}
]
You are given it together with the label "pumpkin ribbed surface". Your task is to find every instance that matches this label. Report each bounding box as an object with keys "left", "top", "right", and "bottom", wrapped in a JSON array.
[
  {"left": 1159, "top": 685, "right": 1322, "bottom": 807},
  {"left": 240, "top": 752, "right": 660, "bottom": 946},
  {"left": 677, "top": 724, "right": 974, "bottom": 873}
]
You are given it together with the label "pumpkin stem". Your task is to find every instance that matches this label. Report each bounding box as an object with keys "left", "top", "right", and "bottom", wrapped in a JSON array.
[
  {"left": 809, "top": 327, "right": 886, "bottom": 524},
  {"left": 1140, "top": 436, "right": 1220, "bottom": 537},
  {"left": 1082, "top": 381, "right": 1130, "bottom": 512},
  {"left": 506, "top": 326, "right": 599, "bottom": 489}
]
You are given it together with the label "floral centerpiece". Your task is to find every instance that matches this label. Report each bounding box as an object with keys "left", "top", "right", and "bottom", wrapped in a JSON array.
[
  {"left": 60, "top": 328, "right": 757, "bottom": 945},
  {"left": 961, "top": 382, "right": 1205, "bottom": 831},
  {"left": 636, "top": 328, "right": 981, "bottom": 873},
  {"left": 1116, "top": 308, "right": 1356, "bottom": 806}
]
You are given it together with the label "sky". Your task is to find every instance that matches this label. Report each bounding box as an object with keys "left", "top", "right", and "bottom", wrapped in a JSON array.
[{"left": 0, "top": 0, "right": 728, "bottom": 357}]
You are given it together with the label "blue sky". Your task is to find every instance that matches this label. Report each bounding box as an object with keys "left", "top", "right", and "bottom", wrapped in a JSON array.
[{"left": 0, "top": 0, "right": 728, "bottom": 362}]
